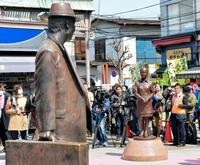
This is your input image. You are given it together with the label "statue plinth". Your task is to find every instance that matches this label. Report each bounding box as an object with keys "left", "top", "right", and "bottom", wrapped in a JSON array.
[
  {"left": 5, "top": 140, "right": 89, "bottom": 165},
  {"left": 122, "top": 138, "right": 168, "bottom": 161}
]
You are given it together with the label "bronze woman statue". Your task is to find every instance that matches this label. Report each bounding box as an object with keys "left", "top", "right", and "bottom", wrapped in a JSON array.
[{"left": 134, "top": 67, "right": 153, "bottom": 138}]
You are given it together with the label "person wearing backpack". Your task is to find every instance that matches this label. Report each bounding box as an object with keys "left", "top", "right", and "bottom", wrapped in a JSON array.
[{"left": 183, "top": 86, "right": 197, "bottom": 144}]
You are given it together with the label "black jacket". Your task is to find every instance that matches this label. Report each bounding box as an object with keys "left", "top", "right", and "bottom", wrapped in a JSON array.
[{"left": 1, "top": 92, "right": 11, "bottom": 130}]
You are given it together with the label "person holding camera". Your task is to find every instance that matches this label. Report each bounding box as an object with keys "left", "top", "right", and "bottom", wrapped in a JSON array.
[
  {"left": 111, "top": 84, "right": 128, "bottom": 140},
  {"left": 92, "top": 91, "right": 110, "bottom": 147}
]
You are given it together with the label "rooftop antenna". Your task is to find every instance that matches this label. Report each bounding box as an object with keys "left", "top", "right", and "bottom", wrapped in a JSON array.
[{"left": 97, "top": 0, "right": 101, "bottom": 17}]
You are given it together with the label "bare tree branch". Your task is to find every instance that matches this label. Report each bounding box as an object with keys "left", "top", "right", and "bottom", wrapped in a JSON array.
[
  {"left": 122, "top": 63, "right": 129, "bottom": 70},
  {"left": 109, "top": 58, "right": 119, "bottom": 69},
  {"left": 117, "top": 40, "right": 121, "bottom": 51},
  {"left": 121, "top": 53, "right": 133, "bottom": 63},
  {"left": 119, "top": 46, "right": 130, "bottom": 62},
  {"left": 109, "top": 40, "right": 132, "bottom": 83}
]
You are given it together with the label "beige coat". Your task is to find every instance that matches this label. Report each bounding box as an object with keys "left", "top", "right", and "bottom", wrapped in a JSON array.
[{"left": 6, "top": 97, "right": 28, "bottom": 131}]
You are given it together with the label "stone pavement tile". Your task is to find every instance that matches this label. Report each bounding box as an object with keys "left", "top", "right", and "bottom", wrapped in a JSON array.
[
  {"left": 0, "top": 160, "right": 5, "bottom": 165},
  {"left": 0, "top": 153, "right": 5, "bottom": 165},
  {"left": 89, "top": 146, "right": 200, "bottom": 165}
]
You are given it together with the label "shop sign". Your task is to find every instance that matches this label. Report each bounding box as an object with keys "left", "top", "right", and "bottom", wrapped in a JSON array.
[
  {"left": 111, "top": 70, "right": 117, "bottom": 77},
  {"left": 166, "top": 48, "right": 192, "bottom": 61}
]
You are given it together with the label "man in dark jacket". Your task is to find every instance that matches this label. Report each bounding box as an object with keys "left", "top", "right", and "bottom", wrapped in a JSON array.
[
  {"left": 111, "top": 84, "right": 128, "bottom": 139},
  {"left": 0, "top": 84, "right": 11, "bottom": 150}
]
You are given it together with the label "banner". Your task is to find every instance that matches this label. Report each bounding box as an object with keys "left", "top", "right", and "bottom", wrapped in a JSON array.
[{"left": 167, "top": 56, "right": 188, "bottom": 84}]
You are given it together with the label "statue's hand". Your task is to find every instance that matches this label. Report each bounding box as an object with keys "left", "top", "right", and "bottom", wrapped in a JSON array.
[
  {"left": 140, "top": 97, "right": 146, "bottom": 103},
  {"left": 39, "top": 131, "right": 56, "bottom": 142}
]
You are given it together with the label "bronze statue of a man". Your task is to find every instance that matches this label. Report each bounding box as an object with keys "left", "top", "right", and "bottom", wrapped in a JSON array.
[
  {"left": 134, "top": 67, "right": 153, "bottom": 138},
  {"left": 35, "top": 3, "right": 91, "bottom": 142}
]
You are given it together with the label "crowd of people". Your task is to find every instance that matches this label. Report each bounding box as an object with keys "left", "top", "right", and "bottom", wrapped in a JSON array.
[
  {"left": 0, "top": 81, "right": 199, "bottom": 150},
  {"left": 0, "top": 83, "right": 36, "bottom": 151},
  {"left": 87, "top": 82, "right": 200, "bottom": 147}
]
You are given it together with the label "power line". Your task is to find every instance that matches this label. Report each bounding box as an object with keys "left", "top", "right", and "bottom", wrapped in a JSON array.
[
  {"left": 91, "top": 10, "right": 200, "bottom": 38},
  {"left": 93, "top": 18, "right": 194, "bottom": 39},
  {"left": 96, "top": 0, "right": 193, "bottom": 19},
  {"left": 92, "top": 8, "right": 198, "bottom": 33},
  {"left": 100, "top": 0, "right": 172, "bottom": 16}
]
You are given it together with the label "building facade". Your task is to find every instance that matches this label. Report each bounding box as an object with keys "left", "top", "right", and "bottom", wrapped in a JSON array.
[
  {"left": 87, "top": 17, "right": 161, "bottom": 87},
  {"left": 153, "top": 0, "right": 200, "bottom": 81},
  {"left": 0, "top": 0, "right": 93, "bottom": 93}
]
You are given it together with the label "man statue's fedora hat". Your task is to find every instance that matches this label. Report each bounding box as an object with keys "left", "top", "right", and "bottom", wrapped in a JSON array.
[{"left": 49, "top": 2, "right": 79, "bottom": 21}]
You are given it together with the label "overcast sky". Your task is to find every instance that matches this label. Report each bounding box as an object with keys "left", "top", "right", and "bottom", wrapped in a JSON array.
[{"left": 93, "top": 0, "right": 160, "bottom": 19}]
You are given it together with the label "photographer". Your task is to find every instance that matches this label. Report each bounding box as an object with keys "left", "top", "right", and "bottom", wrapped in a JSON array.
[
  {"left": 126, "top": 90, "right": 139, "bottom": 136},
  {"left": 111, "top": 84, "right": 128, "bottom": 140},
  {"left": 92, "top": 90, "right": 110, "bottom": 147}
]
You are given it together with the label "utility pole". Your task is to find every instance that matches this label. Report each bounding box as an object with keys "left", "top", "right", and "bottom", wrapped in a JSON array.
[{"left": 85, "top": 13, "right": 91, "bottom": 87}]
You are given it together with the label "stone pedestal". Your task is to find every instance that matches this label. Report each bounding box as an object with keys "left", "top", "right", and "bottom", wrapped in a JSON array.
[
  {"left": 122, "top": 138, "right": 167, "bottom": 161},
  {"left": 5, "top": 140, "right": 89, "bottom": 165}
]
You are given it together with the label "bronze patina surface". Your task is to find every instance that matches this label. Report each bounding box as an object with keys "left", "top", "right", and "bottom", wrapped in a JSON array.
[
  {"left": 6, "top": 140, "right": 89, "bottom": 165},
  {"left": 134, "top": 67, "right": 154, "bottom": 138},
  {"left": 34, "top": 2, "right": 91, "bottom": 142},
  {"left": 6, "top": 3, "right": 90, "bottom": 165},
  {"left": 122, "top": 67, "right": 167, "bottom": 162},
  {"left": 122, "top": 138, "right": 168, "bottom": 161}
]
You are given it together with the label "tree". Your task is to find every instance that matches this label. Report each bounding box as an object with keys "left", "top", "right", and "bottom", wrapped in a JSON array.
[
  {"left": 109, "top": 40, "right": 133, "bottom": 84},
  {"left": 129, "top": 62, "right": 144, "bottom": 82}
]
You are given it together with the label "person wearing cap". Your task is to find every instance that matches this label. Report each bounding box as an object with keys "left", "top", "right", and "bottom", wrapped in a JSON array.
[
  {"left": 182, "top": 86, "right": 197, "bottom": 144},
  {"left": 35, "top": 3, "right": 91, "bottom": 142},
  {"left": 183, "top": 86, "right": 197, "bottom": 121}
]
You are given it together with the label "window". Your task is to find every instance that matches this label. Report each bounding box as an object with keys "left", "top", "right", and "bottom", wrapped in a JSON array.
[
  {"left": 0, "top": 8, "right": 46, "bottom": 22},
  {"left": 95, "top": 39, "right": 106, "bottom": 61},
  {"left": 180, "top": 0, "right": 194, "bottom": 32},
  {"left": 75, "top": 38, "right": 86, "bottom": 60},
  {"left": 196, "top": 0, "right": 200, "bottom": 30},
  {"left": 136, "top": 39, "right": 161, "bottom": 64},
  {"left": 168, "top": 3, "right": 180, "bottom": 35},
  {"left": 167, "top": 0, "right": 195, "bottom": 35}
]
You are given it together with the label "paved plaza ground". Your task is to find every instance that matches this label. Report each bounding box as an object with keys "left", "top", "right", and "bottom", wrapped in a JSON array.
[
  {"left": 89, "top": 130, "right": 200, "bottom": 165},
  {"left": 0, "top": 131, "right": 199, "bottom": 165},
  {"left": 89, "top": 141, "right": 200, "bottom": 165}
]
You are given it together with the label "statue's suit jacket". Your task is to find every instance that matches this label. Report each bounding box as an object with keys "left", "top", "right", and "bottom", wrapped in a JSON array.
[{"left": 35, "top": 38, "right": 90, "bottom": 142}]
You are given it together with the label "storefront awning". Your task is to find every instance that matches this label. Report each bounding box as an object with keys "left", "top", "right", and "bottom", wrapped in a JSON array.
[
  {"left": 153, "top": 36, "right": 192, "bottom": 47},
  {"left": 176, "top": 67, "right": 200, "bottom": 79},
  {"left": 0, "top": 57, "right": 35, "bottom": 73},
  {"left": 0, "top": 28, "right": 47, "bottom": 51}
]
